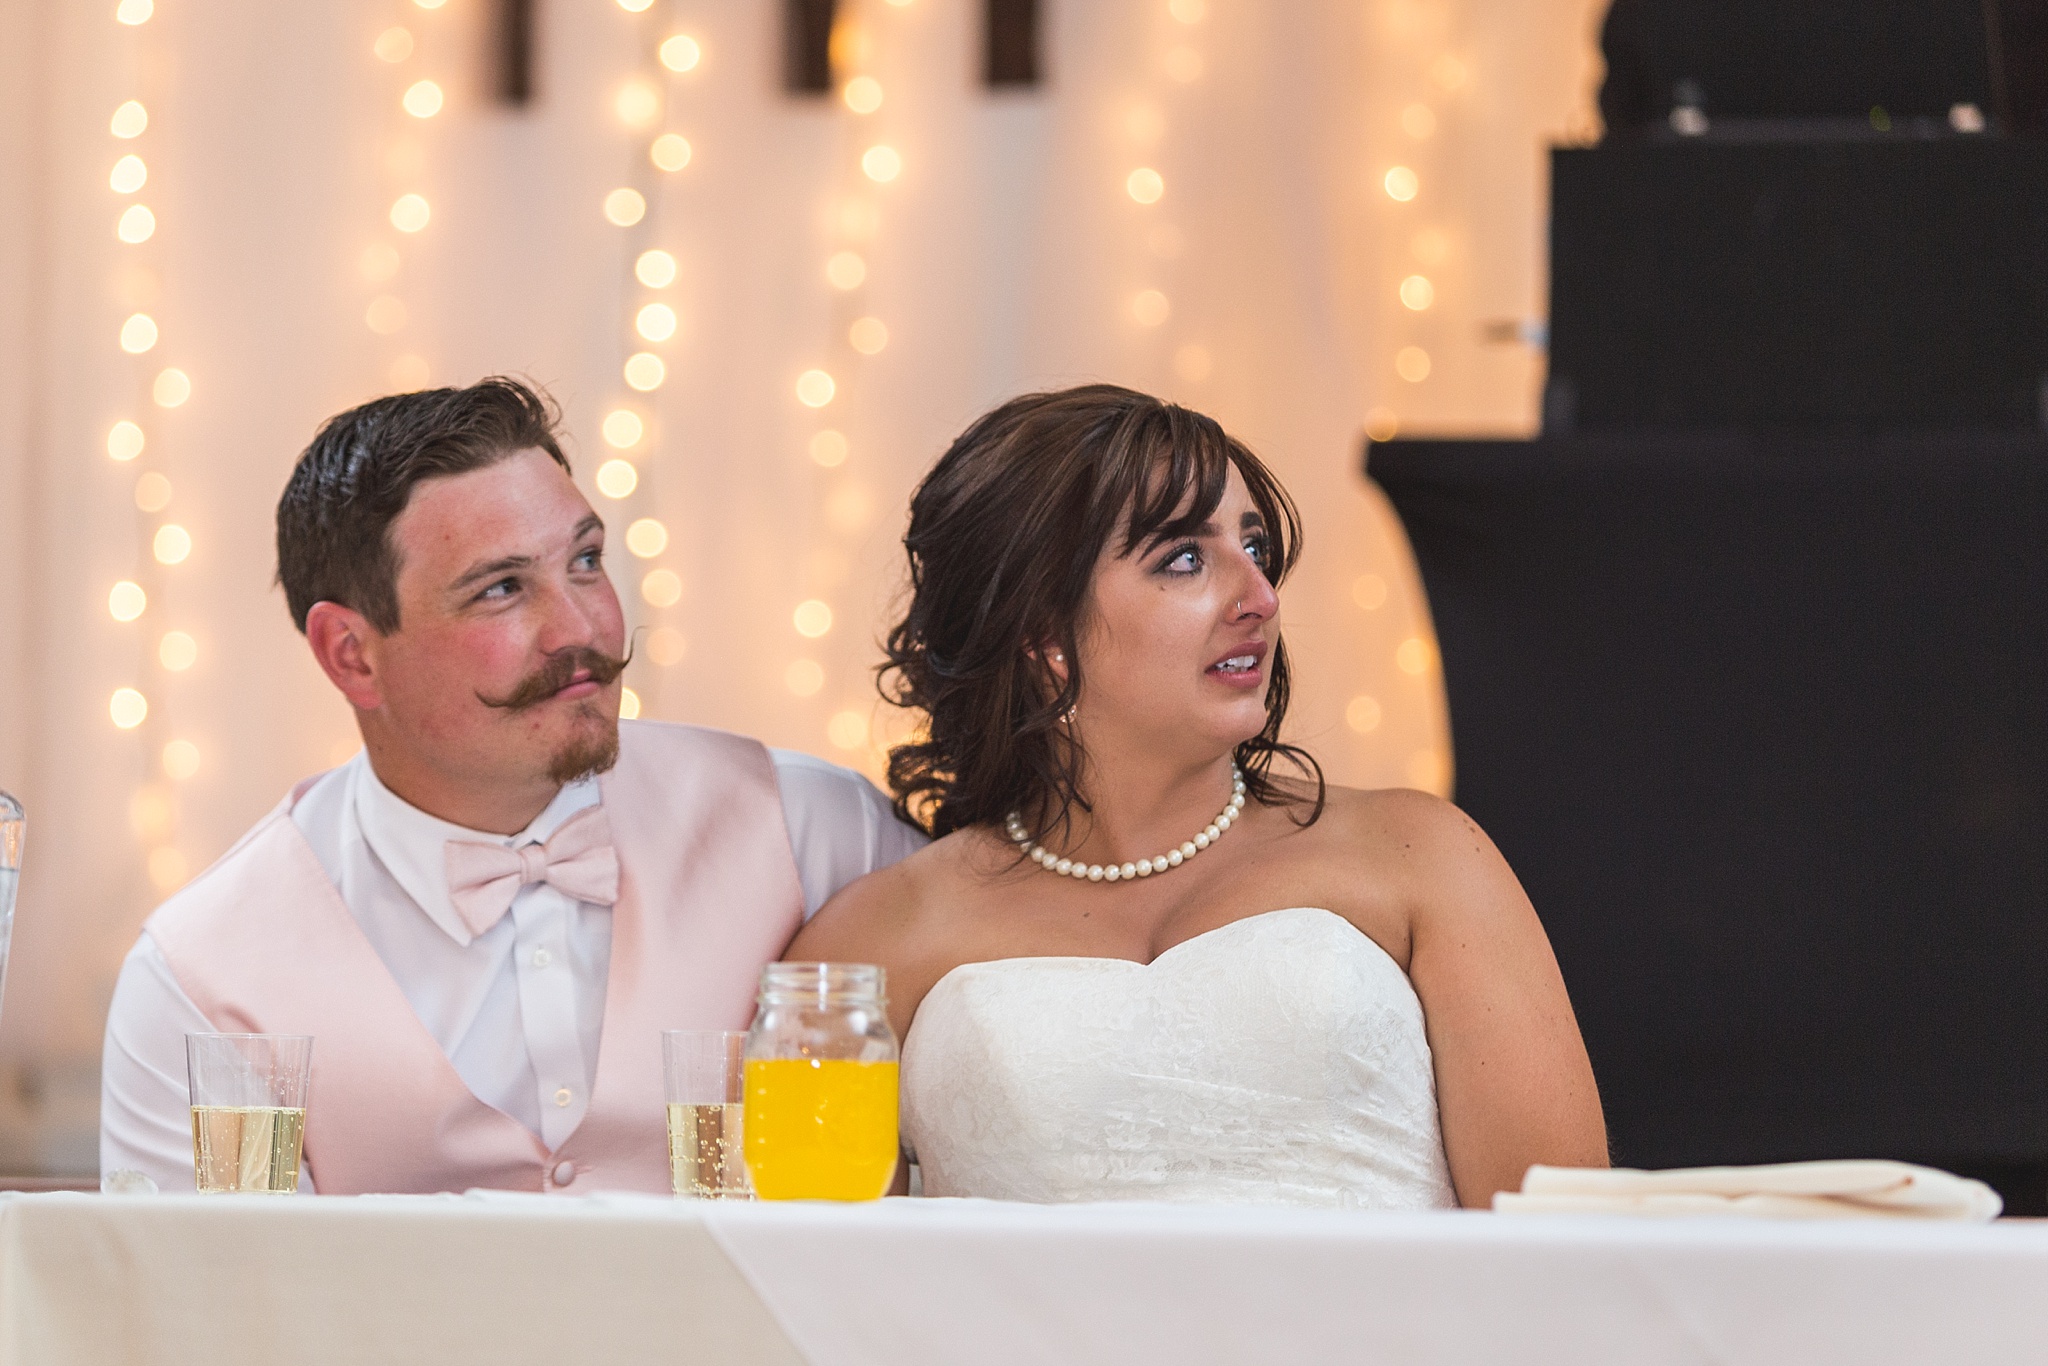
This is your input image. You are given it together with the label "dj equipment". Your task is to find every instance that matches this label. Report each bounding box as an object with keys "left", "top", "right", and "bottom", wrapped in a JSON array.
[
  {"left": 1546, "top": 138, "right": 2048, "bottom": 432},
  {"left": 1598, "top": 0, "right": 2048, "bottom": 133}
]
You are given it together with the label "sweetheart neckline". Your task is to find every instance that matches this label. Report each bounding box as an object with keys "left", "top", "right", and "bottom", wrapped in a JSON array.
[{"left": 905, "top": 907, "right": 1399, "bottom": 1048}]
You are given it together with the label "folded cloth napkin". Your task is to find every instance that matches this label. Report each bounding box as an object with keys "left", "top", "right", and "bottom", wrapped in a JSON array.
[{"left": 1494, "top": 1160, "right": 2002, "bottom": 1221}]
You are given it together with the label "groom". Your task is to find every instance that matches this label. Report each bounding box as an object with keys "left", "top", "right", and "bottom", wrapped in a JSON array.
[{"left": 99, "top": 377, "right": 923, "bottom": 1194}]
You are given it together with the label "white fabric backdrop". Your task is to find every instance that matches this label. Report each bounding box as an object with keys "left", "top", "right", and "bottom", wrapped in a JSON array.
[{"left": 0, "top": 0, "right": 1602, "bottom": 1169}]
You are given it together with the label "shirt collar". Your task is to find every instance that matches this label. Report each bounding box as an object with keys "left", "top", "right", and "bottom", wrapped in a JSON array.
[{"left": 349, "top": 752, "right": 603, "bottom": 947}]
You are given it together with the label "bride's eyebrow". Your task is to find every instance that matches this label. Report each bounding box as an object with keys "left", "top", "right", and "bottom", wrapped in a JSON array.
[{"left": 1136, "top": 520, "right": 1220, "bottom": 556}]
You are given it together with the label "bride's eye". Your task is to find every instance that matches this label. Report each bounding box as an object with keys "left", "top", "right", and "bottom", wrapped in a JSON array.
[
  {"left": 1158, "top": 543, "right": 1201, "bottom": 575},
  {"left": 1244, "top": 534, "right": 1270, "bottom": 569}
]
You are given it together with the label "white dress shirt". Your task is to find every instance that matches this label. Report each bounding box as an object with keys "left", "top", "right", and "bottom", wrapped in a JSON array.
[{"left": 100, "top": 747, "right": 924, "bottom": 1190}]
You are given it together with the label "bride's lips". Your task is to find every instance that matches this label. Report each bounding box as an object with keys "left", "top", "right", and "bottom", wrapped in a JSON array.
[{"left": 1205, "top": 639, "right": 1268, "bottom": 689}]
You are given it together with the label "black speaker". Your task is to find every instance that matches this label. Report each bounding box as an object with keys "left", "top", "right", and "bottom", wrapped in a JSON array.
[
  {"left": 1546, "top": 139, "right": 2048, "bottom": 431},
  {"left": 1599, "top": 0, "right": 2048, "bottom": 133}
]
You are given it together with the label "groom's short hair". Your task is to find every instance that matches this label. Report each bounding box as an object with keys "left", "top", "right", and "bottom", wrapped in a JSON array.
[{"left": 275, "top": 377, "right": 570, "bottom": 634}]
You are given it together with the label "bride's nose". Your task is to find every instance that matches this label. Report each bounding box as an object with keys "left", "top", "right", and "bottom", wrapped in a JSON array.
[{"left": 1226, "top": 560, "right": 1279, "bottom": 622}]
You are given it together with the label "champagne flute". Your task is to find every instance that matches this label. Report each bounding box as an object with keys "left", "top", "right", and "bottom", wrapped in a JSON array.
[
  {"left": 663, "top": 1030, "right": 753, "bottom": 1199},
  {"left": 187, "top": 1034, "right": 312, "bottom": 1193}
]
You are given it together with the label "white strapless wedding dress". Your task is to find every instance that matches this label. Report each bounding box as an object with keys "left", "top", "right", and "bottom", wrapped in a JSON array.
[{"left": 900, "top": 907, "right": 1458, "bottom": 1208}]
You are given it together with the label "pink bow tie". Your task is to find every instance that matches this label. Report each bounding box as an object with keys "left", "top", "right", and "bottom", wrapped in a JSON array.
[{"left": 443, "top": 805, "right": 620, "bottom": 939}]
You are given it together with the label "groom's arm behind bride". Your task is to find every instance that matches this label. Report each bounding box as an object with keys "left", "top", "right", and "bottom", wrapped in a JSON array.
[{"left": 791, "top": 383, "right": 1606, "bottom": 1209}]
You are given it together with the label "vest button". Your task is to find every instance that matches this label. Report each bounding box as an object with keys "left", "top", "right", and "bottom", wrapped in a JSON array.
[{"left": 551, "top": 1161, "right": 577, "bottom": 1188}]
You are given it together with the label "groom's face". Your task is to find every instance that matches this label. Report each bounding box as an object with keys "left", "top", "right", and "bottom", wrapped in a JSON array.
[{"left": 369, "top": 448, "right": 628, "bottom": 792}]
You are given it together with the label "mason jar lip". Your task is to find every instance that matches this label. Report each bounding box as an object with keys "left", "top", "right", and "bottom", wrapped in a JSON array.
[{"left": 759, "top": 961, "right": 887, "bottom": 1000}]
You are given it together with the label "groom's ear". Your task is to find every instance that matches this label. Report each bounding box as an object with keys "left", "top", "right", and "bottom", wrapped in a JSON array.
[{"left": 306, "top": 601, "right": 385, "bottom": 712}]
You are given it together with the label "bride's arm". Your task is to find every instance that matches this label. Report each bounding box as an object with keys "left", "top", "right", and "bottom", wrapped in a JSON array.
[{"left": 1368, "top": 790, "right": 1608, "bottom": 1207}]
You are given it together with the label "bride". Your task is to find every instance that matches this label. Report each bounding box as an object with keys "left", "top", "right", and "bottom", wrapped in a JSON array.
[{"left": 789, "top": 384, "right": 1606, "bottom": 1208}]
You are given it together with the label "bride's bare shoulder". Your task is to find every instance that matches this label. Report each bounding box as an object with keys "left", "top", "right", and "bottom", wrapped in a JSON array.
[
  {"left": 786, "top": 825, "right": 997, "bottom": 960},
  {"left": 1302, "top": 783, "right": 1503, "bottom": 871}
]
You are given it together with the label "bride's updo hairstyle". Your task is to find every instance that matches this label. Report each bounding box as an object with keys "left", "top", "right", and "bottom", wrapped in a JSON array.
[{"left": 882, "top": 383, "right": 1324, "bottom": 839}]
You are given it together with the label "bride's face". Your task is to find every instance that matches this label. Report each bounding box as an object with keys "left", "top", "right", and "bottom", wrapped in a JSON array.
[{"left": 1071, "top": 462, "right": 1280, "bottom": 759}]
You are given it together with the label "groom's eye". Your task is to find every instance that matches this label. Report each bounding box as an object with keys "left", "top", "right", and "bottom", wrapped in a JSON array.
[
  {"left": 476, "top": 576, "right": 520, "bottom": 603},
  {"left": 572, "top": 546, "right": 603, "bottom": 572}
]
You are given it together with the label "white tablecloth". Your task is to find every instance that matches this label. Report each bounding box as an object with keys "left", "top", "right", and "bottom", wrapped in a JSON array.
[{"left": 3, "top": 1192, "right": 2044, "bottom": 1365}]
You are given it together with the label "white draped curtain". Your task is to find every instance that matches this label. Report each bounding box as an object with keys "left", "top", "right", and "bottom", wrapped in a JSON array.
[{"left": 0, "top": 0, "right": 1601, "bottom": 1170}]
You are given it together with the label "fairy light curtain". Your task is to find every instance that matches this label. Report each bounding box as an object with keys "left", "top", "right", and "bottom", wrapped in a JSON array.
[{"left": 0, "top": 0, "right": 1602, "bottom": 1168}]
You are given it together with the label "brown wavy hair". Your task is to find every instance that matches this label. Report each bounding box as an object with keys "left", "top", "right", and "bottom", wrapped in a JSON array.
[{"left": 881, "top": 384, "right": 1325, "bottom": 840}]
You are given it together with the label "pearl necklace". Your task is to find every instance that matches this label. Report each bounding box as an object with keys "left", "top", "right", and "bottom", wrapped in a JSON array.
[{"left": 1006, "top": 767, "right": 1247, "bottom": 883}]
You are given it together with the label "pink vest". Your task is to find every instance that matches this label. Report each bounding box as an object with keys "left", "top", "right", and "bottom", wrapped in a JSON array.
[{"left": 146, "top": 720, "right": 805, "bottom": 1196}]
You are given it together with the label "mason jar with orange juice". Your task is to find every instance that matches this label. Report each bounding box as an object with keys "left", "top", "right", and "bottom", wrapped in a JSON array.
[{"left": 742, "top": 963, "right": 899, "bottom": 1200}]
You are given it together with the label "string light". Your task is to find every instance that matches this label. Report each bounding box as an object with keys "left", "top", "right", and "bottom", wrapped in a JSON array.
[
  {"left": 110, "top": 689, "right": 149, "bottom": 730},
  {"left": 1346, "top": 696, "right": 1383, "bottom": 733},
  {"left": 640, "top": 569, "right": 683, "bottom": 607},
  {"left": 826, "top": 710, "right": 869, "bottom": 751},
  {"left": 402, "top": 79, "right": 444, "bottom": 119},
  {"left": 1399, "top": 274, "right": 1434, "bottom": 310},
  {"left": 825, "top": 251, "right": 866, "bottom": 289},
  {"left": 622, "top": 353, "right": 665, "bottom": 390},
  {"left": 118, "top": 313, "right": 158, "bottom": 353},
  {"left": 658, "top": 35, "right": 700, "bottom": 73},
  {"left": 107, "top": 1, "right": 198, "bottom": 889},
  {"left": 625, "top": 518, "right": 668, "bottom": 557},
  {"left": 1395, "top": 345, "right": 1431, "bottom": 383},
  {"left": 634, "top": 302, "right": 676, "bottom": 341},
  {"left": 848, "top": 316, "right": 888, "bottom": 354},
  {"left": 615, "top": 80, "right": 661, "bottom": 128},
  {"left": 859, "top": 145, "right": 901, "bottom": 183},
  {"left": 604, "top": 188, "right": 647, "bottom": 226},
  {"left": 600, "top": 6, "right": 705, "bottom": 723},
  {"left": 161, "top": 739, "right": 200, "bottom": 781},
  {"left": 109, "top": 100, "right": 148, "bottom": 138},
  {"left": 808, "top": 430, "right": 848, "bottom": 468},
  {"left": 108, "top": 581, "right": 147, "bottom": 622},
  {"left": 1396, "top": 637, "right": 1435, "bottom": 675},
  {"left": 784, "top": 660, "right": 825, "bottom": 696},
  {"left": 1125, "top": 167, "right": 1165, "bottom": 204},
  {"left": 361, "top": 5, "right": 443, "bottom": 393},
  {"left": 158, "top": 631, "right": 197, "bottom": 672},
  {"left": 116, "top": 204, "right": 155, "bottom": 243},
  {"left": 1383, "top": 166, "right": 1419, "bottom": 201},
  {"left": 843, "top": 76, "right": 883, "bottom": 114},
  {"left": 152, "top": 524, "right": 192, "bottom": 565},
  {"left": 645, "top": 629, "right": 686, "bottom": 665},
  {"left": 795, "top": 369, "right": 836, "bottom": 407},
  {"left": 634, "top": 249, "right": 676, "bottom": 287},
  {"left": 601, "top": 409, "right": 645, "bottom": 448},
  {"left": 792, "top": 600, "right": 833, "bottom": 638},
  {"left": 649, "top": 134, "right": 692, "bottom": 172},
  {"left": 107, "top": 421, "right": 145, "bottom": 462},
  {"left": 389, "top": 193, "right": 430, "bottom": 233},
  {"left": 109, "top": 154, "right": 147, "bottom": 192},
  {"left": 152, "top": 367, "right": 190, "bottom": 407}
]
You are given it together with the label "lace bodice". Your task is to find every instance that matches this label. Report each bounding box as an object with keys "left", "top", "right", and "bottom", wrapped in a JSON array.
[{"left": 901, "top": 907, "right": 1458, "bottom": 1208}]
